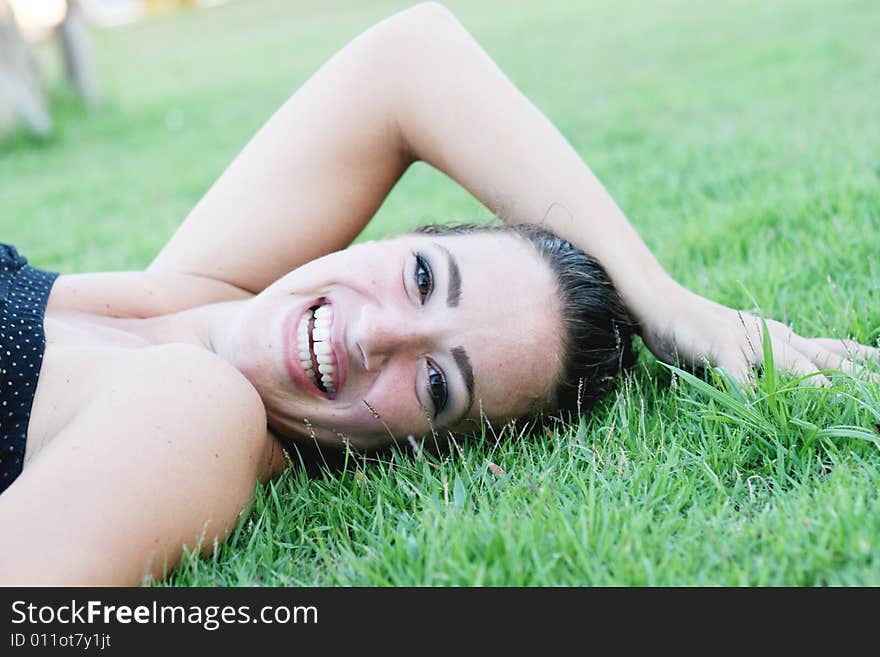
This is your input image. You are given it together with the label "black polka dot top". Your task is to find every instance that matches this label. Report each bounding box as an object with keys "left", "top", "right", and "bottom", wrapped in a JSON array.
[{"left": 0, "top": 244, "right": 58, "bottom": 495}]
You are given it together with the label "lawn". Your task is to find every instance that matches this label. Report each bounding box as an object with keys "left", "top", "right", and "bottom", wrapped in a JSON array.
[{"left": 2, "top": 0, "right": 879, "bottom": 585}]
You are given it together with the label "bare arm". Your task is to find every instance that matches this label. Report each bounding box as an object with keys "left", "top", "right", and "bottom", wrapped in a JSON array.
[
  {"left": 49, "top": 270, "right": 252, "bottom": 318},
  {"left": 149, "top": 3, "right": 878, "bottom": 380},
  {"left": 150, "top": 4, "right": 663, "bottom": 306},
  {"left": 150, "top": 3, "right": 669, "bottom": 322}
]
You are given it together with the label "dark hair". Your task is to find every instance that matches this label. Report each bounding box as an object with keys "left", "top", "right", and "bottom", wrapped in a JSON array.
[{"left": 415, "top": 223, "right": 637, "bottom": 419}]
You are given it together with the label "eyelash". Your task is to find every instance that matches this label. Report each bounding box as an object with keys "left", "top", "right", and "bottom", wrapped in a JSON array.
[
  {"left": 426, "top": 358, "right": 448, "bottom": 418},
  {"left": 413, "top": 252, "right": 433, "bottom": 304},
  {"left": 412, "top": 253, "right": 447, "bottom": 417}
]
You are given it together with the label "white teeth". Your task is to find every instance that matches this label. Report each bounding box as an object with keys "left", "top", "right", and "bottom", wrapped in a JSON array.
[
  {"left": 313, "top": 341, "right": 332, "bottom": 356},
  {"left": 314, "top": 306, "right": 333, "bottom": 329},
  {"left": 296, "top": 311, "right": 313, "bottom": 355},
  {"left": 293, "top": 304, "right": 339, "bottom": 393}
]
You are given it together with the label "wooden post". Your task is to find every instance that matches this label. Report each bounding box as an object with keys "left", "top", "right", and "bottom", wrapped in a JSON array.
[
  {"left": 59, "top": 0, "right": 99, "bottom": 107},
  {"left": 0, "top": 0, "right": 52, "bottom": 137}
]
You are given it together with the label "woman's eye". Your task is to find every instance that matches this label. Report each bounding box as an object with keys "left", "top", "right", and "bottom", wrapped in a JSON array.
[
  {"left": 414, "top": 253, "right": 433, "bottom": 303},
  {"left": 426, "top": 360, "right": 448, "bottom": 418}
]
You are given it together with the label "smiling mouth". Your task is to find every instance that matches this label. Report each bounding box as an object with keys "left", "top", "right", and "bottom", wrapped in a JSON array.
[{"left": 295, "top": 302, "right": 337, "bottom": 394}]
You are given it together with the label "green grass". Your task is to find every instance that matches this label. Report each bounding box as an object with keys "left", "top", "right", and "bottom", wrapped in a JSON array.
[{"left": 2, "top": 0, "right": 879, "bottom": 585}]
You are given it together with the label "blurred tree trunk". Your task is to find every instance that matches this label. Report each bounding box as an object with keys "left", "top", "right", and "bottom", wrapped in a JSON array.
[
  {"left": 60, "top": 0, "right": 99, "bottom": 107},
  {"left": 0, "top": 0, "right": 52, "bottom": 137}
]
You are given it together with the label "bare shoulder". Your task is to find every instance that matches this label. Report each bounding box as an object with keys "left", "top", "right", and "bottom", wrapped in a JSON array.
[
  {"left": 0, "top": 344, "right": 270, "bottom": 585},
  {"left": 81, "top": 343, "right": 270, "bottom": 481},
  {"left": 107, "top": 343, "right": 268, "bottom": 436}
]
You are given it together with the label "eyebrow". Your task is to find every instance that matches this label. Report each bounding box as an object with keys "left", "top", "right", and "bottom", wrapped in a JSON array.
[
  {"left": 435, "top": 243, "right": 461, "bottom": 307},
  {"left": 452, "top": 346, "right": 475, "bottom": 420},
  {"left": 431, "top": 243, "right": 473, "bottom": 423}
]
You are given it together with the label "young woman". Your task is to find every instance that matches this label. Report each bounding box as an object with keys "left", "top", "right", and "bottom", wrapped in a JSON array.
[{"left": 0, "top": 3, "right": 875, "bottom": 586}]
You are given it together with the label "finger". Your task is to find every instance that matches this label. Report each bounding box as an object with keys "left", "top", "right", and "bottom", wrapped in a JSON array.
[
  {"left": 714, "top": 354, "right": 753, "bottom": 385},
  {"left": 733, "top": 312, "right": 765, "bottom": 363},
  {"left": 793, "top": 336, "right": 880, "bottom": 383},
  {"left": 789, "top": 334, "right": 880, "bottom": 384},
  {"left": 803, "top": 338, "right": 880, "bottom": 384},
  {"left": 812, "top": 338, "right": 880, "bottom": 363},
  {"left": 789, "top": 334, "right": 852, "bottom": 370},
  {"left": 711, "top": 340, "right": 755, "bottom": 384},
  {"left": 764, "top": 324, "right": 833, "bottom": 386},
  {"left": 770, "top": 337, "right": 831, "bottom": 387}
]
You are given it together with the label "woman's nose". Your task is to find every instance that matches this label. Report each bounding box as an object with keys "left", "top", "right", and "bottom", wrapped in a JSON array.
[{"left": 354, "top": 304, "right": 429, "bottom": 371}]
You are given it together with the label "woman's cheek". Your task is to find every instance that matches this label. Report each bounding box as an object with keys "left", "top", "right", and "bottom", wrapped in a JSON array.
[
  {"left": 360, "top": 364, "right": 428, "bottom": 437},
  {"left": 343, "top": 244, "right": 404, "bottom": 288}
]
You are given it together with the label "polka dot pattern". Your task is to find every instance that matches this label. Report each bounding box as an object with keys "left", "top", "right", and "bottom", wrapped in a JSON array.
[{"left": 0, "top": 244, "right": 58, "bottom": 495}]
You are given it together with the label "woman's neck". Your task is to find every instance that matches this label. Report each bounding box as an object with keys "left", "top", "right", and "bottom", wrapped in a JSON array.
[{"left": 110, "top": 300, "right": 245, "bottom": 356}]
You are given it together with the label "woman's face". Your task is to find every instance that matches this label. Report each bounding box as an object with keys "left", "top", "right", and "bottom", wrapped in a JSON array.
[{"left": 224, "top": 232, "right": 563, "bottom": 449}]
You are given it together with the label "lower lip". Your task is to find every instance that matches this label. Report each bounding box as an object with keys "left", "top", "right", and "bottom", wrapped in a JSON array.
[{"left": 282, "top": 299, "right": 329, "bottom": 398}]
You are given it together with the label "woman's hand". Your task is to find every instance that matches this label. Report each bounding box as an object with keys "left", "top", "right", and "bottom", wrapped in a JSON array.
[{"left": 639, "top": 285, "right": 880, "bottom": 386}]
